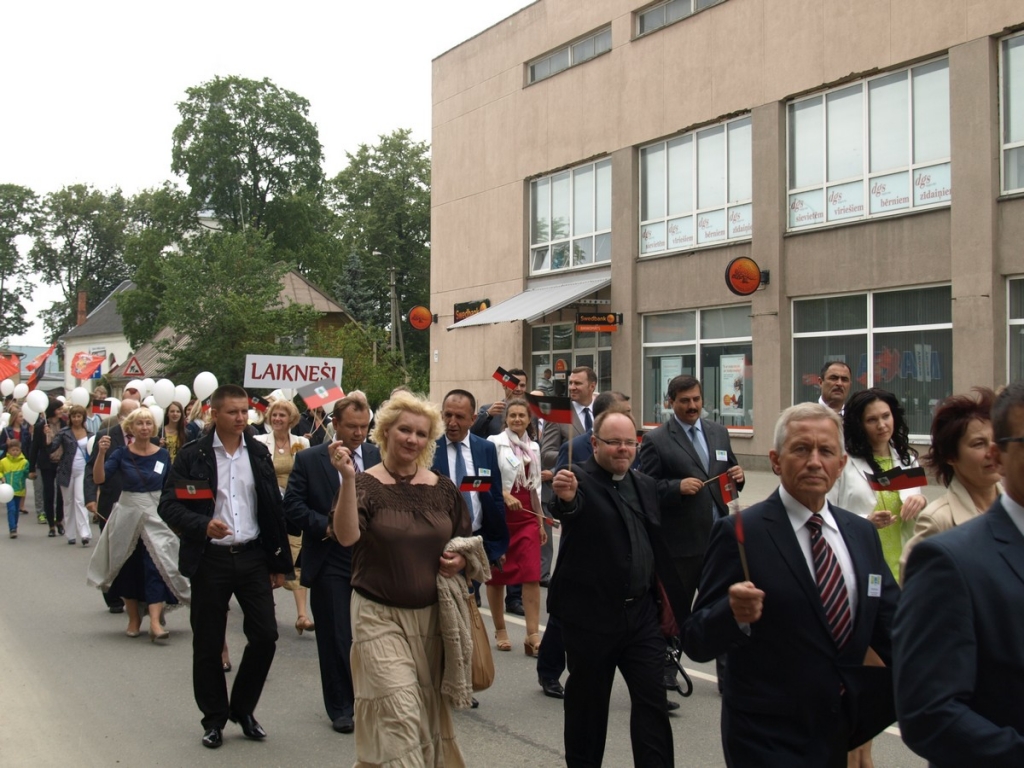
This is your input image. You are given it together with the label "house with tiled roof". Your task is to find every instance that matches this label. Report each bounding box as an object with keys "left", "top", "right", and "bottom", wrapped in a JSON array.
[{"left": 58, "top": 281, "right": 135, "bottom": 392}]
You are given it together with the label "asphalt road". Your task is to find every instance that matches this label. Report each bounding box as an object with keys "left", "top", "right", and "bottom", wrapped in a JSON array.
[{"left": 0, "top": 472, "right": 927, "bottom": 767}]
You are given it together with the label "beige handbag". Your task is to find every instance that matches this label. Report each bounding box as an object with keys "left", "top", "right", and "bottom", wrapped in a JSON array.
[{"left": 466, "top": 584, "right": 494, "bottom": 692}]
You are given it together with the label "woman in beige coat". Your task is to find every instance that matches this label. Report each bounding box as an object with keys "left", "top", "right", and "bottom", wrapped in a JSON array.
[{"left": 900, "top": 388, "right": 1002, "bottom": 583}]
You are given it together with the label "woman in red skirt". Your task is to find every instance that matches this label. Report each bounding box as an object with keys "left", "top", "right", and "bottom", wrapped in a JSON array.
[{"left": 486, "top": 398, "right": 547, "bottom": 655}]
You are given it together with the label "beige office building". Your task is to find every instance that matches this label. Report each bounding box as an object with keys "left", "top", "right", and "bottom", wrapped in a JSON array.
[{"left": 430, "top": 0, "right": 1024, "bottom": 465}]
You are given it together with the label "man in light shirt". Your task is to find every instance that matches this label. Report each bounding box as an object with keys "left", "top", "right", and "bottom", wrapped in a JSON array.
[
  {"left": 159, "top": 384, "right": 293, "bottom": 750},
  {"left": 683, "top": 403, "right": 899, "bottom": 768},
  {"left": 817, "top": 361, "right": 852, "bottom": 416}
]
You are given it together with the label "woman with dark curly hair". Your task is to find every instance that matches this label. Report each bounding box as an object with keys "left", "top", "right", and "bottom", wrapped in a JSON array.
[
  {"left": 829, "top": 388, "right": 927, "bottom": 580},
  {"left": 898, "top": 388, "right": 1001, "bottom": 582}
]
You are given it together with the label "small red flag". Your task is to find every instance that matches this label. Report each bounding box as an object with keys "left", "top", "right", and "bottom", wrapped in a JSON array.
[
  {"left": 25, "top": 344, "right": 56, "bottom": 373},
  {"left": 174, "top": 480, "right": 214, "bottom": 500},
  {"left": 865, "top": 466, "right": 927, "bottom": 492},
  {"left": 201, "top": 397, "right": 212, "bottom": 413},
  {"left": 525, "top": 393, "right": 574, "bottom": 425},
  {"left": 248, "top": 395, "right": 270, "bottom": 413},
  {"left": 92, "top": 399, "right": 113, "bottom": 416},
  {"left": 298, "top": 378, "right": 345, "bottom": 410},
  {"left": 733, "top": 508, "right": 745, "bottom": 545},
  {"left": 492, "top": 367, "right": 521, "bottom": 390},
  {"left": 719, "top": 473, "right": 737, "bottom": 505},
  {"left": 459, "top": 475, "right": 493, "bottom": 493}
]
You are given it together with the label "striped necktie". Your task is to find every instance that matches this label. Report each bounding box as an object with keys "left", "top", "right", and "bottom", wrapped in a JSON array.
[{"left": 806, "top": 513, "right": 852, "bottom": 649}]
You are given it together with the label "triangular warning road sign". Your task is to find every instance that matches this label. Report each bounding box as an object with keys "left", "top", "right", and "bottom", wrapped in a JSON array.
[{"left": 122, "top": 356, "right": 145, "bottom": 377}]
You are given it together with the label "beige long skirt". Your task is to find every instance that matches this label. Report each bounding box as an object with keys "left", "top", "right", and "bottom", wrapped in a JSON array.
[{"left": 351, "top": 591, "right": 465, "bottom": 768}]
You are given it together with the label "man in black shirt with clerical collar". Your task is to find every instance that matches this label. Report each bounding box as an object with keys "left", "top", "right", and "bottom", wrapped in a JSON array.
[{"left": 548, "top": 411, "right": 688, "bottom": 768}]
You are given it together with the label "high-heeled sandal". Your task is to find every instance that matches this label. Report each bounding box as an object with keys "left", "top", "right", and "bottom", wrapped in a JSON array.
[
  {"left": 524, "top": 633, "right": 542, "bottom": 657},
  {"left": 295, "top": 616, "right": 315, "bottom": 635},
  {"left": 494, "top": 628, "right": 512, "bottom": 651}
]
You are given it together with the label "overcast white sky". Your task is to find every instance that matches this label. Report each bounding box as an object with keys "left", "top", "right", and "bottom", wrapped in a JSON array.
[{"left": 1, "top": 0, "right": 529, "bottom": 346}]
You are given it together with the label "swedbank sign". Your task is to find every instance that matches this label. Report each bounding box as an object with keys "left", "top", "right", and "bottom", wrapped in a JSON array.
[{"left": 244, "top": 355, "right": 344, "bottom": 389}]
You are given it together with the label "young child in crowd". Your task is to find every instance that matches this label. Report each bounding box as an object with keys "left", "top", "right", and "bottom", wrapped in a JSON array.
[{"left": 0, "top": 440, "right": 29, "bottom": 538}]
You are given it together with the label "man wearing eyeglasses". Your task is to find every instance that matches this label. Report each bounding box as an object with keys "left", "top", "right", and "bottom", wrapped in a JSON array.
[
  {"left": 548, "top": 410, "right": 689, "bottom": 767},
  {"left": 893, "top": 381, "right": 1024, "bottom": 766}
]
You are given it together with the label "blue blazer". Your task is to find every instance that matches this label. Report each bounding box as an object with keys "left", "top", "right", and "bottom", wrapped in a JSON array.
[
  {"left": 283, "top": 441, "right": 380, "bottom": 584},
  {"left": 894, "top": 500, "right": 1024, "bottom": 767},
  {"left": 683, "top": 490, "right": 899, "bottom": 767},
  {"left": 432, "top": 434, "right": 508, "bottom": 564}
]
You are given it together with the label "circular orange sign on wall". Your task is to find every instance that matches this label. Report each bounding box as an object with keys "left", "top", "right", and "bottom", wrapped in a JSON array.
[
  {"left": 725, "top": 257, "right": 761, "bottom": 296},
  {"left": 408, "top": 305, "right": 433, "bottom": 331}
]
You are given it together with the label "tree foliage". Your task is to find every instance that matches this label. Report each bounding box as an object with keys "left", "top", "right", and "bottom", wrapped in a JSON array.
[
  {"left": 329, "top": 129, "right": 431, "bottom": 372},
  {"left": 29, "top": 185, "right": 129, "bottom": 341},
  {"left": 155, "top": 230, "right": 320, "bottom": 384},
  {"left": 0, "top": 184, "right": 37, "bottom": 340},
  {"left": 171, "top": 76, "right": 324, "bottom": 233},
  {"left": 332, "top": 251, "right": 376, "bottom": 326}
]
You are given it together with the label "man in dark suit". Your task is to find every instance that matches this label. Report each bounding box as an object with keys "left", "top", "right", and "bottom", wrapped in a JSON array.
[
  {"left": 893, "top": 382, "right": 1024, "bottom": 767},
  {"left": 638, "top": 375, "right": 744, "bottom": 621},
  {"left": 471, "top": 367, "right": 528, "bottom": 438},
  {"left": 158, "top": 385, "right": 294, "bottom": 750},
  {"left": 84, "top": 397, "right": 139, "bottom": 613},
  {"left": 549, "top": 410, "right": 689, "bottom": 767},
  {"left": 683, "top": 403, "right": 900, "bottom": 768},
  {"left": 433, "top": 389, "right": 508, "bottom": 566},
  {"left": 284, "top": 395, "right": 379, "bottom": 735}
]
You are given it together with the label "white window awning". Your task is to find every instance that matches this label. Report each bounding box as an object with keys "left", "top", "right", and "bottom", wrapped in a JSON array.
[{"left": 447, "top": 275, "right": 611, "bottom": 330}]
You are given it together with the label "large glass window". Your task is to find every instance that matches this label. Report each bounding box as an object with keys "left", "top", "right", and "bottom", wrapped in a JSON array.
[
  {"left": 793, "top": 287, "right": 952, "bottom": 437},
  {"left": 640, "top": 116, "right": 752, "bottom": 255},
  {"left": 641, "top": 305, "right": 752, "bottom": 430},
  {"left": 1002, "top": 32, "right": 1024, "bottom": 193},
  {"left": 1008, "top": 278, "right": 1024, "bottom": 381},
  {"left": 788, "top": 58, "right": 950, "bottom": 230},
  {"left": 531, "top": 322, "right": 612, "bottom": 396},
  {"left": 529, "top": 27, "right": 612, "bottom": 84},
  {"left": 531, "top": 159, "right": 612, "bottom": 274}
]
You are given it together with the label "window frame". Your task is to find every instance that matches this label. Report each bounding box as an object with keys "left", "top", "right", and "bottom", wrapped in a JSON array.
[
  {"left": 786, "top": 56, "right": 952, "bottom": 232},
  {"left": 530, "top": 158, "right": 612, "bottom": 276},
  {"left": 791, "top": 285, "right": 953, "bottom": 441},
  {"left": 527, "top": 26, "right": 612, "bottom": 85},
  {"left": 635, "top": 0, "right": 726, "bottom": 38},
  {"left": 640, "top": 305, "right": 753, "bottom": 433},
  {"left": 1007, "top": 276, "right": 1024, "bottom": 382},
  {"left": 638, "top": 114, "right": 753, "bottom": 256},
  {"left": 1000, "top": 31, "right": 1024, "bottom": 194}
]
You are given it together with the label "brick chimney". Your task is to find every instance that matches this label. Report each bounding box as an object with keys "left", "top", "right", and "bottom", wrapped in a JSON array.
[{"left": 77, "top": 291, "right": 87, "bottom": 326}]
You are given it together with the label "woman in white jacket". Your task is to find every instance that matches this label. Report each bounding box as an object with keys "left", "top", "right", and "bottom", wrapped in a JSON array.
[{"left": 486, "top": 399, "right": 547, "bottom": 656}]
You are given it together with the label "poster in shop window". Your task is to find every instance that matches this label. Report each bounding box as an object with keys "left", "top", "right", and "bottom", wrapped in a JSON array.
[{"left": 720, "top": 354, "right": 746, "bottom": 416}]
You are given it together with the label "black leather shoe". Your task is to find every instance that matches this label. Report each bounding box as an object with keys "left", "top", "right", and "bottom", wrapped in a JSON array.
[
  {"left": 109, "top": 604, "right": 125, "bottom": 614},
  {"left": 470, "top": 697, "right": 479, "bottom": 708},
  {"left": 665, "top": 698, "right": 681, "bottom": 712},
  {"left": 506, "top": 600, "right": 525, "bottom": 616},
  {"left": 539, "top": 677, "right": 565, "bottom": 699},
  {"left": 539, "top": 579, "right": 551, "bottom": 588},
  {"left": 230, "top": 714, "right": 266, "bottom": 740},
  {"left": 332, "top": 714, "right": 354, "bottom": 733},
  {"left": 201, "top": 727, "right": 223, "bottom": 749}
]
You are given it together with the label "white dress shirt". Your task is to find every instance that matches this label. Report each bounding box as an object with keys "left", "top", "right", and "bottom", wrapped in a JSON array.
[
  {"left": 210, "top": 431, "right": 259, "bottom": 546},
  {"left": 780, "top": 485, "right": 859, "bottom": 621},
  {"left": 447, "top": 436, "right": 482, "bottom": 531}
]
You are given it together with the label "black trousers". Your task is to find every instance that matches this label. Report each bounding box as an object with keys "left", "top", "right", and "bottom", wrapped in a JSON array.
[
  {"left": 308, "top": 560, "right": 355, "bottom": 721},
  {"left": 190, "top": 546, "right": 278, "bottom": 730},
  {"left": 40, "top": 469, "right": 62, "bottom": 526},
  {"left": 536, "top": 614, "right": 566, "bottom": 681},
  {"left": 562, "top": 594, "right": 673, "bottom": 768}
]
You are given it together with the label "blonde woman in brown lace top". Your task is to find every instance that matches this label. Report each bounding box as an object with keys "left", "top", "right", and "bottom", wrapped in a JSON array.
[{"left": 331, "top": 391, "right": 471, "bottom": 767}]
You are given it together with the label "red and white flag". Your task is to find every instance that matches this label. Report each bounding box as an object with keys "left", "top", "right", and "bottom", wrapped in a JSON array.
[
  {"left": 525, "top": 393, "right": 574, "bottom": 425},
  {"left": 298, "top": 379, "right": 345, "bottom": 410}
]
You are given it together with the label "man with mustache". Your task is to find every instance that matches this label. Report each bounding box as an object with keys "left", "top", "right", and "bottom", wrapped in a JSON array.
[{"left": 818, "top": 361, "right": 853, "bottom": 416}]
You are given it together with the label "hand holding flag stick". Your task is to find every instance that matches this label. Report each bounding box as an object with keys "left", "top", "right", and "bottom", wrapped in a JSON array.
[{"left": 718, "top": 473, "right": 750, "bottom": 581}]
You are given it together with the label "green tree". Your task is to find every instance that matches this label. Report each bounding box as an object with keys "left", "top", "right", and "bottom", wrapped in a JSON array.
[
  {"left": 117, "top": 184, "right": 201, "bottom": 348},
  {"left": 329, "top": 128, "right": 431, "bottom": 372},
  {"left": 155, "top": 230, "right": 320, "bottom": 384},
  {"left": 172, "top": 75, "right": 325, "bottom": 233},
  {"left": 332, "top": 251, "right": 376, "bottom": 325},
  {"left": 29, "top": 185, "right": 129, "bottom": 340},
  {"left": 0, "top": 184, "right": 36, "bottom": 340}
]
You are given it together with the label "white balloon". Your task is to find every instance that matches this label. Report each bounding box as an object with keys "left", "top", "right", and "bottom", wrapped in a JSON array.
[
  {"left": 0, "top": 484, "right": 13, "bottom": 503},
  {"left": 143, "top": 378, "right": 155, "bottom": 395},
  {"left": 26, "top": 390, "right": 49, "bottom": 413},
  {"left": 13, "top": 383, "right": 29, "bottom": 400},
  {"left": 56, "top": 396, "right": 66, "bottom": 403},
  {"left": 126, "top": 379, "right": 146, "bottom": 397},
  {"left": 107, "top": 398, "right": 121, "bottom": 419},
  {"left": 152, "top": 378, "right": 175, "bottom": 408},
  {"left": 70, "top": 387, "right": 90, "bottom": 407},
  {"left": 148, "top": 404, "right": 164, "bottom": 428},
  {"left": 193, "top": 372, "right": 218, "bottom": 401},
  {"left": 143, "top": 396, "right": 156, "bottom": 406},
  {"left": 173, "top": 384, "right": 191, "bottom": 406},
  {"left": 0, "top": 413, "right": 9, "bottom": 428},
  {"left": 20, "top": 406, "right": 36, "bottom": 425},
  {"left": 0, "top": 379, "right": 13, "bottom": 396}
]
